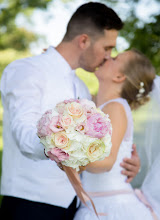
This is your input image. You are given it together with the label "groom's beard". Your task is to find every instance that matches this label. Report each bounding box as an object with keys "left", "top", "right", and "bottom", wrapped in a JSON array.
[{"left": 79, "top": 47, "right": 101, "bottom": 72}]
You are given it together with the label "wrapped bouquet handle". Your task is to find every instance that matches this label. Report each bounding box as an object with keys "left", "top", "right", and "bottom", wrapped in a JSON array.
[{"left": 62, "top": 165, "right": 99, "bottom": 218}]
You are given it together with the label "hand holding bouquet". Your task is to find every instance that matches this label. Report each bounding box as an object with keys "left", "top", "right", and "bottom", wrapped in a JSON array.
[
  {"left": 37, "top": 98, "right": 112, "bottom": 217},
  {"left": 37, "top": 99, "right": 112, "bottom": 171}
]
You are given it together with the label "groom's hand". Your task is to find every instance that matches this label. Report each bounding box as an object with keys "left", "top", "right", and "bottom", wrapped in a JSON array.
[
  {"left": 47, "top": 151, "right": 61, "bottom": 163},
  {"left": 120, "top": 144, "right": 141, "bottom": 183}
]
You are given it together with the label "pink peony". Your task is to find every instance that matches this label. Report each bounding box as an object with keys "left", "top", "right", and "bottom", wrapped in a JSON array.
[
  {"left": 85, "top": 113, "right": 109, "bottom": 138},
  {"left": 37, "top": 110, "right": 53, "bottom": 138},
  {"left": 49, "top": 147, "right": 69, "bottom": 161}
]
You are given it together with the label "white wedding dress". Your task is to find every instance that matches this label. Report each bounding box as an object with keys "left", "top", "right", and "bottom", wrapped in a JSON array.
[{"left": 74, "top": 98, "right": 155, "bottom": 220}]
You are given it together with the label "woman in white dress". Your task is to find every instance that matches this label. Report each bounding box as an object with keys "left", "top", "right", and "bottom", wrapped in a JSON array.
[{"left": 74, "top": 49, "right": 158, "bottom": 220}]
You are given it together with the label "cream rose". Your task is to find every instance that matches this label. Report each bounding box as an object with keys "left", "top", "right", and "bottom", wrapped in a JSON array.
[
  {"left": 54, "top": 131, "right": 69, "bottom": 149},
  {"left": 60, "top": 115, "right": 74, "bottom": 129},
  {"left": 86, "top": 140, "right": 106, "bottom": 162},
  {"left": 66, "top": 102, "right": 83, "bottom": 118}
]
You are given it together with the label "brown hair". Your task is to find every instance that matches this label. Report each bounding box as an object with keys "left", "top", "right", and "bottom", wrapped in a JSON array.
[
  {"left": 63, "top": 2, "right": 123, "bottom": 41},
  {"left": 121, "top": 49, "right": 156, "bottom": 110}
]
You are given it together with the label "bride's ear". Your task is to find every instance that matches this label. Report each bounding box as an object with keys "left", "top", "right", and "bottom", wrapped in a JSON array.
[
  {"left": 112, "top": 72, "right": 126, "bottom": 83},
  {"left": 78, "top": 34, "right": 91, "bottom": 50}
]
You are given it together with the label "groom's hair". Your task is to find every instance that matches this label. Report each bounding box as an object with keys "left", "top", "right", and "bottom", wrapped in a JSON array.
[{"left": 63, "top": 2, "right": 123, "bottom": 41}]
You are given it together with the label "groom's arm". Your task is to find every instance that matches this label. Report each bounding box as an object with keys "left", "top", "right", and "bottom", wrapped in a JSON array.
[
  {"left": 1, "top": 61, "right": 47, "bottom": 160},
  {"left": 120, "top": 144, "right": 141, "bottom": 183}
]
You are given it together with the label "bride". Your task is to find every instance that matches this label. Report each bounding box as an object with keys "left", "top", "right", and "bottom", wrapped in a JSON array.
[{"left": 74, "top": 49, "right": 159, "bottom": 220}]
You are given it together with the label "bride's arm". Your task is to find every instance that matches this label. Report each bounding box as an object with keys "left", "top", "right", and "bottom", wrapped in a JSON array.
[{"left": 85, "top": 102, "right": 127, "bottom": 174}]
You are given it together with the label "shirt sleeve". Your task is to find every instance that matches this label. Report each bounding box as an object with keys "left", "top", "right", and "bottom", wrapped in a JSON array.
[{"left": 1, "top": 60, "right": 47, "bottom": 160}]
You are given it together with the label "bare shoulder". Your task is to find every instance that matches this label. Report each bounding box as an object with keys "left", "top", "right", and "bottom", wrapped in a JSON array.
[
  {"left": 102, "top": 102, "right": 126, "bottom": 114},
  {"left": 102, "top": 102, "right": 127, "bottom": 123}
]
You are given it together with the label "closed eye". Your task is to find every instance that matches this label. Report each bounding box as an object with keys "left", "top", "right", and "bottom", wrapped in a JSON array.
[{"left": 104, "top": 46, "right": 114, "bottom": 51}]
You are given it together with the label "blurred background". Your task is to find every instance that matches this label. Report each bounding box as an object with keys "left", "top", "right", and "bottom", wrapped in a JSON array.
[{"left": 0, "top": 0, "right": 160, "bottom": 204}]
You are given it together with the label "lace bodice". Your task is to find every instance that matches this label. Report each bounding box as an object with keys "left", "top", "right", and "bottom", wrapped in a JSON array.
[{"left": 81, "top": 98, "right": 134, "bottom": 192}]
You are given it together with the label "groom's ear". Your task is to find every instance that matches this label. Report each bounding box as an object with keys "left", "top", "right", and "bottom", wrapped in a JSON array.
[
  {"left": 78, "top": 34, "right": 90, "bottom": 50},
  {"left": 112, "top": 72, "right": 126, "bottom": 83}
]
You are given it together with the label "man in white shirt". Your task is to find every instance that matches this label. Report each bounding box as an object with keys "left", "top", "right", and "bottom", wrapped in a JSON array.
[{"left": 0, "top": 2, "right": 140, "bottom": 220}]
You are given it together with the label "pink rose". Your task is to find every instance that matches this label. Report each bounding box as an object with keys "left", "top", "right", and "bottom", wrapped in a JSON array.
[
  {"left": 85, "top": 113, "right": 109, "bottom": 138},
  {"left": 79, "top": 99, "right": 96, "bottom": 117},
  {"left": 54, "top": 131, "right": 69, "bottom": 149},
  {"left": 75, "top": 122, "right": 88, "bottom": 134},
  {"left": 55, "top": 102, "right": 66, "bottom": 114},
  {"left": 48, "top": 147, "right": 69, "bottom": 162},
  {"left": 37, "top": 110, "right": 53, "bottom": 138},
  {"left": 83, "top": 106, "right": 97, "bottom": 117},
  {"left": 79, "top": 99, "right": 96, "bottom": 109},
  {"left": 49, "top": 116, "right": 64, "bottom": 133},
  {"left": 64, "top": 99, "right": 80, "bottom": 104}
]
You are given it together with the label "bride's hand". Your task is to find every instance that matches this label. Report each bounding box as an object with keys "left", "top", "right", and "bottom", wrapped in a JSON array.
[
  {"left": 120, "top": 144, "right": 141, "bottom": 183},
  {"left": 78, "top": 165, "right": 87, "bottom": 174}
]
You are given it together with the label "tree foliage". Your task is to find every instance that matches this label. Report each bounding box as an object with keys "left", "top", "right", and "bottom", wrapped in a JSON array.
[
  {"left": 0, "top": 0, "right": 51, "bottom": 50},
  {"left": 119, "top": 2, "right": 160, "bottom": 74},
  {"left": 0, "top": 0, "right": 160, "bottom": 73},
  {"left": 93, "top": 0, "right": 160, "bottom": 74}
]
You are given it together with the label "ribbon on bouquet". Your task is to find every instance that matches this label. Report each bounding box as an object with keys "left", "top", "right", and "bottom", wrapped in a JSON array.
[{"left": 62, "top": 165, "right": 99, "bottom": 219}]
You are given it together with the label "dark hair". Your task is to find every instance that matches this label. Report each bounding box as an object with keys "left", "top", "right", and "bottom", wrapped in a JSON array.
[
  {"left": 121, "top": 49, "right": 156, "bottom": 110},
  {"left": 63, "top": 2, "right": 123, "bottom": 41}
]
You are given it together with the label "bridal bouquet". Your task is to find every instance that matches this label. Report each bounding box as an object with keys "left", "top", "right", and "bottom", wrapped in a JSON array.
[{"left": 37, "top": 99, "right": 112, "bottom": 171}]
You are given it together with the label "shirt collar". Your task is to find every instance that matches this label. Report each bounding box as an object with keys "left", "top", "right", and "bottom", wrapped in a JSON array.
[{"left": 46, "top": 46, "right": 75, "bottom": 77}]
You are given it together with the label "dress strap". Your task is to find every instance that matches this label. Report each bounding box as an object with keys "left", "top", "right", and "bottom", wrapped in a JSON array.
[
  {"left": 98, "top": 98, "right": 133, "bottom": 141},
  {"left": 98, "top": 98, "right": 128, "bottom": 110}
]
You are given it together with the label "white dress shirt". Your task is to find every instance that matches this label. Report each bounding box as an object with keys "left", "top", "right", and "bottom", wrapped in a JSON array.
[{"left": 0, "top": 46, "right": 91, "bottom": 208}]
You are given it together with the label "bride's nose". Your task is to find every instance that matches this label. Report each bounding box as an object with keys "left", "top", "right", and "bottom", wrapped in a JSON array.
[{"left": 105, "top": 54, "right": 111, "bottom": 60}]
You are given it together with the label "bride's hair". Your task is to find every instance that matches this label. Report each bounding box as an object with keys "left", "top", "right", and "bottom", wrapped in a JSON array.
[
  {"left": 121, "top": 49, "right": 156, "bottom": 110},
  {"left": 63, "top": 2, "right": 123, "bottom": 41}
]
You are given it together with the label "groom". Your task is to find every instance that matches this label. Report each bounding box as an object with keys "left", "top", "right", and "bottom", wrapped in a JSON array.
[{"left": 0, "top": 2, "right": 140, "bottom": 220}]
